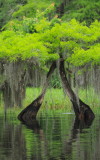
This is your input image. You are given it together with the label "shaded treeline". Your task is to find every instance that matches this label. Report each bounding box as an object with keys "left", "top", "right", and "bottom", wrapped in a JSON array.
[
  {"left": 0, "top": 60, "right": 100, "bottom": 108},
  {"left": 0, "top": 60, "right": 46, "bottom": 108}
]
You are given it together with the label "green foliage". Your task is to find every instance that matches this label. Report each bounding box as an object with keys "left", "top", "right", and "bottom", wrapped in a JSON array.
[
  {"left": 23, "top": 87, "right": 72, "bottom": 111},
  {"left": 67, "top": 20, "right": 100, "bottom": 66},
  {"left": 12, "top": 2, "right": 36, "bottom": 19},
  {"left": 0, "top": 17, "right": 100, "bottom": 67},
  {"left": 68, "top": 44, "right": 100, "bottom": 66},
  {"left": 49, "top": 73, "right": 61, "bottom": 88},
  {"left": 62, "top": 0, "right": 100, "bottom": 25},
  {"left": 7, "top": 18, "right": 38, "bottom": 33},
  {"left": 0, "top": 0, "right": 27, "bottom": 28},
  {"left": 1, "top": 0, "right": 100, "bottom": 29},
  {"left": 0, "top": 0, "right": 64, "bottom": 29},
  {"left": 0, "top": 29, "right": 59, "bottom": 63},
  {"left": 12, "top": 0, "right": 56, "bottom": 20}
]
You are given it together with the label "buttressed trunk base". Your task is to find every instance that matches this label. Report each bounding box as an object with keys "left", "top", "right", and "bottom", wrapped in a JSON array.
[
  {"left": 59, "top": 59, "right": 95, "bottom": 122},
  {"left": 18, "top": 61, "right": 56, "bottom": 122}
]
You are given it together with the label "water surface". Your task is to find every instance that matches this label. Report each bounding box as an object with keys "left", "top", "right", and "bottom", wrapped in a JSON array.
[{"left": 0, "top": 113, "right": 99, "bottom": 160}]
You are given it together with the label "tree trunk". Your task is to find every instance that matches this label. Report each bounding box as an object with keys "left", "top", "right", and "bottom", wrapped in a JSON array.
[
  {"left": 18, "top": 61, "right": 56, "bottom": 122},
  {"left": 59, "top": 59, "right": 95, "bottom": 121}
]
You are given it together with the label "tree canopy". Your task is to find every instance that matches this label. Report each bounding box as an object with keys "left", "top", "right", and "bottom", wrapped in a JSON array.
[
  {"left": 0, "top": 1, "right": 100, "bottom": 68},
  {"left": 0, "top": 17, "right": 100, "bottom": 67}
]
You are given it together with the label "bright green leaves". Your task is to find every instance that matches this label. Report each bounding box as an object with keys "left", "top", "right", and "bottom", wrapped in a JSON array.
[
  {"left": 0, "top": 30, "right": 59, "bottom": 63},
  {"left": 66, "top": 20, "right": 100, "bottom": 66},
  {"left": 5, "top": 16, "right": 61, "bottom": 34},
  {"left": 1, "top": 0, "right": 100, "bottom": 69},
  {"left": 68, "top": 44, "right": 100, "bottom": 66},
  {"left": 41, "top": 19, "right": 100, "bottom": 61},
  {"left": 34, "top": 18, "right": 50, "bottom": 33},
  {"left": 0, "top": 18, "right": 100, "bottom": 67},
  {"left": 0, "top": 31, "right": 42, "bottom": 61}
]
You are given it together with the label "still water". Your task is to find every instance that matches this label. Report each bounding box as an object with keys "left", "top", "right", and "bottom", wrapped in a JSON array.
[{"left": 0, "top": 113, "right": 99, "bottom": 160}]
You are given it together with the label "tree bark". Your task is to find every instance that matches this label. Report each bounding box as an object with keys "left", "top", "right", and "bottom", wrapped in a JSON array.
[
  {"left": 18, "top": 61, "right": 56, "bottom": 122},
  {"left": 59, "top": 59, "right": 95, "bottom": 121}
]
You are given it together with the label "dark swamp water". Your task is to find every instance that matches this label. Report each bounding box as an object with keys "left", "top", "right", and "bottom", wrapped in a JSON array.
[
  {"left": 0, "top": 113, "right": 100, "bottom": 160},
  {"left": 0, "top": 62, "right": 100, "bottom": 160}
]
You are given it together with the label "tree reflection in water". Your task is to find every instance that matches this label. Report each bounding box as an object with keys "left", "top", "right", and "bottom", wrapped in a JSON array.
[
  {"left": 21, "top": 116, "right": 94, "bottom": 160},
  {"left": 0, "top": 114, "right": 95, "bottom": 160}
]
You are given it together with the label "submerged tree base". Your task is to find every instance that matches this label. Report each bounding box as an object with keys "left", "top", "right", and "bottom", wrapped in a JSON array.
[
  {"left": 18, "top": 94, "right": 43, "bottom": 121},
  {"left": 18, "top": 61, "right": 56, "bottom": 121},
  {"left": 59, "top": 59, "right": 95, "bottom": 122},
  {"left": 72, "top": 101, "right": 95, "bottom": 123},
  {"left": 18, "top": 59, "right": 95, "bottom": 124}
]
